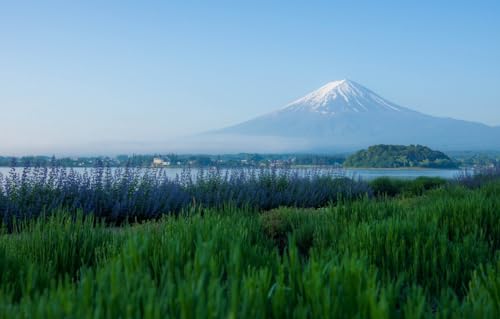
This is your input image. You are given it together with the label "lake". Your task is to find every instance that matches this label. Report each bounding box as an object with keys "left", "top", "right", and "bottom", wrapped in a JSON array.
[
  {"left": 0, "top": 166, "right": 465, "bottom": 181},
  {"left": 343, "top": 168, "right": 464, "bottom": 180}
]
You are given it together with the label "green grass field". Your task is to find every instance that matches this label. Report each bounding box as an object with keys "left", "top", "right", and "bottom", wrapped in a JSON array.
[{"left": 1, "top": 181, "right": 499, "bottom": 318}]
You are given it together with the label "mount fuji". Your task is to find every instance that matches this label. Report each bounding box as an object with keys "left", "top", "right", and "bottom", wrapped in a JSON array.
[{"left": 200, "top": 79, "right": 500, "bottom": 152}]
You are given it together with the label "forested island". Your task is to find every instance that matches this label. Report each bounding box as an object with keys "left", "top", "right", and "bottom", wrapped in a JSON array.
[{"left": 344, "top": 144, "right": 459, "bottom": 169}]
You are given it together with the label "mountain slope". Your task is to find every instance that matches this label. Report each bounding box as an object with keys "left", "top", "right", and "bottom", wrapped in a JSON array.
[{"left": 209, "top": 79, "right": 500, "bottom": 152}]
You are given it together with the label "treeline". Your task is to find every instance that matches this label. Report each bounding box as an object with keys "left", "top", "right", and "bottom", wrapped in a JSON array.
[
  {"left": 0, "top": 156, "right": 121, "bottom": 167},
  {"left": 0, "top": 154, "right": 345, "bottom": 168},
  {"left": 3, "top": 150, "right": 499, "bottom": 169},
  {"left": 344, "top": 144, "right": 459, "bottom": 169},
  {"left": 448, "top": 151, "right": 500, "bottom": 168}
]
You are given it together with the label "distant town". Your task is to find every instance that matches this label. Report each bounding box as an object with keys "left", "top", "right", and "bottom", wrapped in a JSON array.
[
  {"left": 0, "top": 153, "right": 345, "bottom": 168},
  {"left": 1, "top": 150, "right": 499, "bottom": 169}
]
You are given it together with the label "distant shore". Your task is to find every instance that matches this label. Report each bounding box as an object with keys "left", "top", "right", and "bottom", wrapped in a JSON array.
[{"left": 342, "top": 166, "right": 465, "bottom": 171}]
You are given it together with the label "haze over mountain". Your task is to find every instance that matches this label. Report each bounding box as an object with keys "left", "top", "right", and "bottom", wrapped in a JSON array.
[{"left": 197, "top": 79, "right": 500, "bottom": 153}]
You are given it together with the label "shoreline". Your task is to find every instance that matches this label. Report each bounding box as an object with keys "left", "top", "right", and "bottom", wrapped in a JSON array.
[{"left": 341, "top": 167, "right": 463, "bottom": 171}]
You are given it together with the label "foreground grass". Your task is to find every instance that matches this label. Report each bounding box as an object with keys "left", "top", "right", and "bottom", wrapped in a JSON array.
[{"left": 0, "top": 182, "right": 499, "bottom": 318}]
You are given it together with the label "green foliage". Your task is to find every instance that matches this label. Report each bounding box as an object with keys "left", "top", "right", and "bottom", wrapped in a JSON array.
[
  {"left": 0, "top": 182, "right": 499, "bottom": 318},
  {"left": 370, "top": 176, "right": 447, "bottom": 197},
  {"left": 0, "top": 153, "right": 346, "bottom": 168},
  {"left": 345, "top": 144, "right": 458, "bottom": 168},
  {"left": 449, "top": 150, "right": 500, "bottom": 168}
]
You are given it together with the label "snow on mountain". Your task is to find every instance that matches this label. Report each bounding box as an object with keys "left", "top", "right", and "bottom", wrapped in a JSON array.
[{"left": 282, "top": 79, "right": 408, "bottom": 114}]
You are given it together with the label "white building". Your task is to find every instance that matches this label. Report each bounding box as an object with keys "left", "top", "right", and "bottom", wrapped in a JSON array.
[{"left": 152, "top": 158, "right": 169, "bottom": 167}]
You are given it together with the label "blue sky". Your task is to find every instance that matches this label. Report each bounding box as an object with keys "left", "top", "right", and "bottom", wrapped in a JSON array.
[{"left": 1, "top": 0, "right": 499, "bottom": 154}]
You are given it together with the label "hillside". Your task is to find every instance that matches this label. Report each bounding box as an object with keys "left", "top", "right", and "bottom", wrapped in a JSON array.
[{"left": 344, "top": 144, "right": 458, "bottom": 168}]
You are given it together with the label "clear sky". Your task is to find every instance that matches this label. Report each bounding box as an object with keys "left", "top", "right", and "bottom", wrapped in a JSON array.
[{"left": 1, "top": 0, "right": 499, "bottom": 155}]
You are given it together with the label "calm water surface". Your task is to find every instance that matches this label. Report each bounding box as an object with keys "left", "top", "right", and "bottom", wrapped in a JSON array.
[{"left": 0, "top": 166, "right": 465, "bottom": 181}]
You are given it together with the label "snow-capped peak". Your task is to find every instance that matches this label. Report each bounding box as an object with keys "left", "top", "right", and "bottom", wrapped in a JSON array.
[{"left": 282, "top": 79, "right": 407, "bottom": 115}]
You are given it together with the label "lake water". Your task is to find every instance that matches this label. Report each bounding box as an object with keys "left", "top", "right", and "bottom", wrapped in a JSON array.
[
  {"left": 343, "top": 168, "right": 463, "bottom": 180},
  {"left": 0, "top": 166, "right": 465, "bottom": 181}
]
